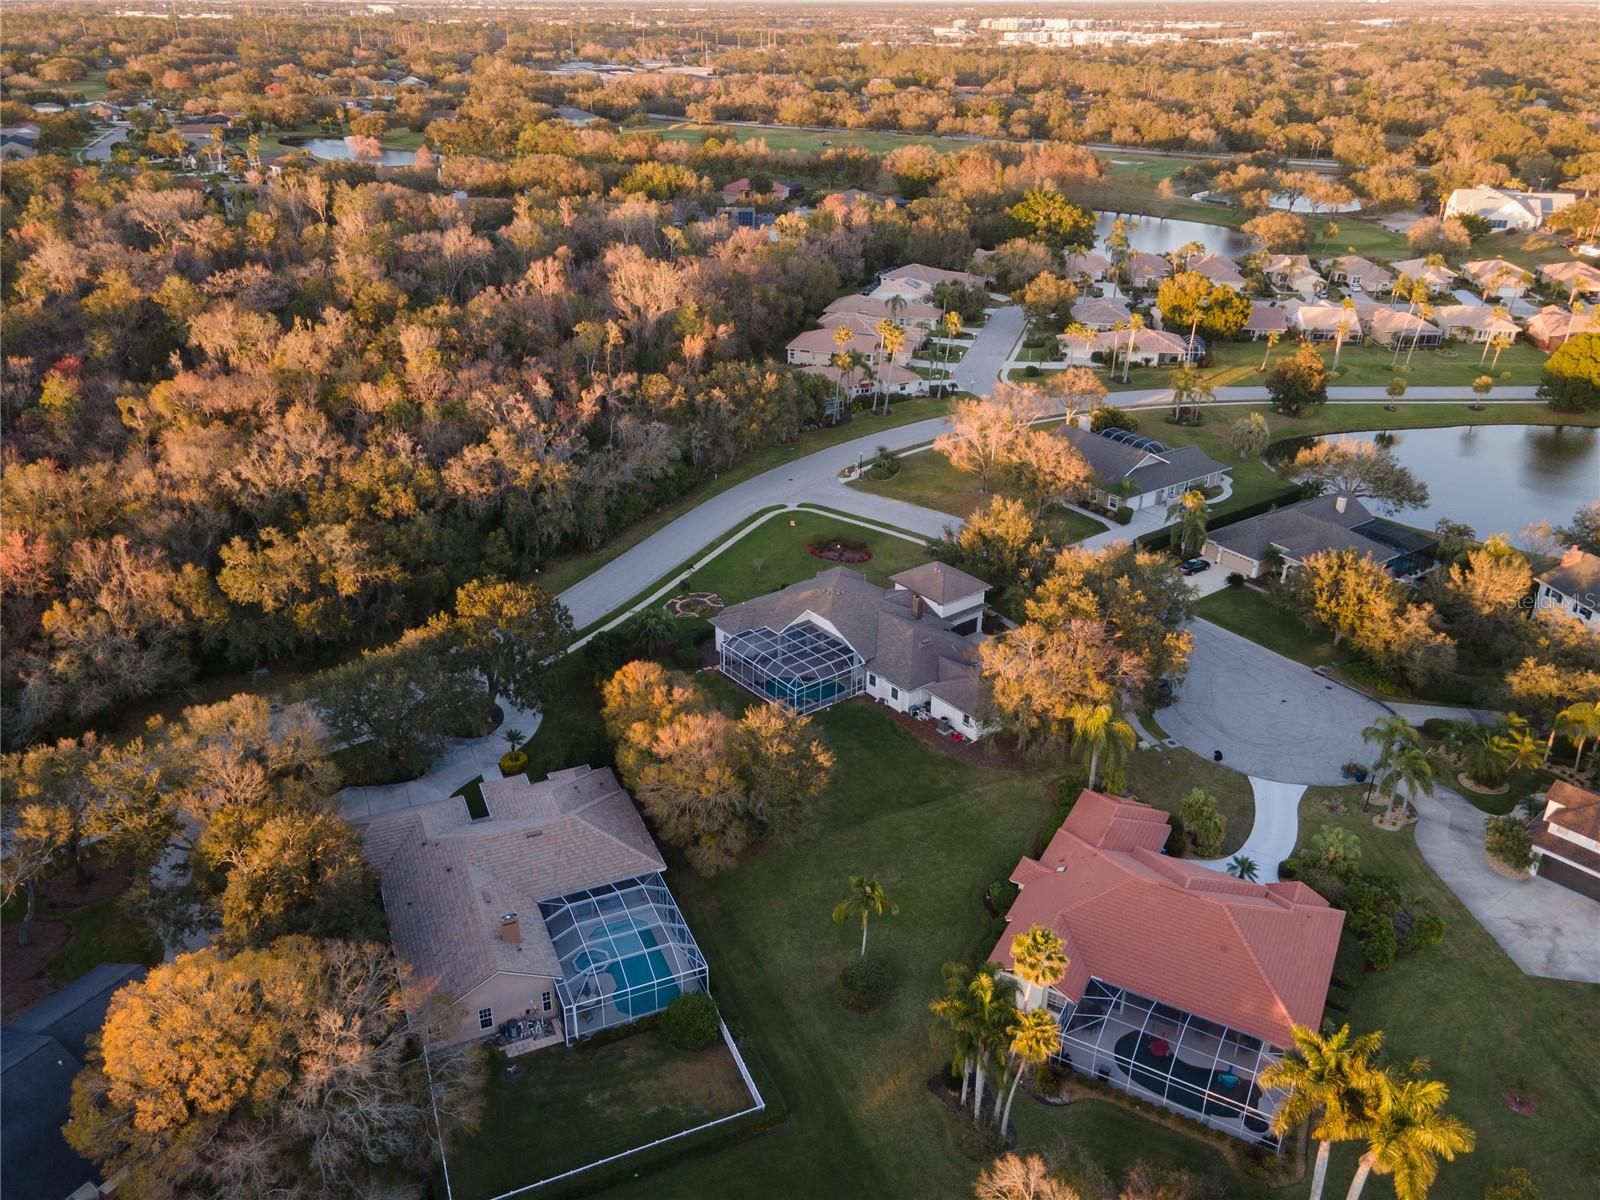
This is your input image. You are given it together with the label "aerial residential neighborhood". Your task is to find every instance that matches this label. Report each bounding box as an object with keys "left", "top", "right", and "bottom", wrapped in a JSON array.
[{"left": 1, "top": 4, "right": 1598, "bottom": 1200}]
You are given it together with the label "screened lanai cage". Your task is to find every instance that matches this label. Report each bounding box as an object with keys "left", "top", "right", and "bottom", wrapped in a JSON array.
[
  {"left": 1046, "top": 978, "right": 1284, "bottom": 1146},
  {"left": 538, "top": 873, "right": 709, "bottom": 1044},
  {"left": 718, "top": 620, "right": 865, "bottom": 715}
]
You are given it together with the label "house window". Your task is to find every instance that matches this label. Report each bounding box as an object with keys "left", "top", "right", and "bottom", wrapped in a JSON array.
[
  {"left": 868, "top": 674, "right": 878, "bottom": 687},
  {"left": 478, "top": 1007, "right": 494, "bottom": 1030},
  {"left": 962, "top": 714, "right": 973, "bottom": 727},
  {"left": 541, "top": 991, "right": 552, "bottom": 1012},
  {"left": 1580, "top": 607, "right": 1595, "bottom": 621},
  {"left": 890, "top": 686, "right": 900, "bottom": 700}
]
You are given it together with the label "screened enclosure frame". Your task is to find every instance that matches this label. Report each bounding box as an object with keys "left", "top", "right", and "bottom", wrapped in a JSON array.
[
  {"left": 1047, "top": 977, "right": 1284, "bottom": 1146},
  {"left": 538, "top": 873, "right": 709, "bottom": 1045},
  {"left": 719, "top": 620, "right": 866, "bottom": 716}
]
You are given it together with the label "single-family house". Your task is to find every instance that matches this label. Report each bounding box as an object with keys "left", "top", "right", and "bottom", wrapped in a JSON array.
[
  {"left": 823, "top": 292, "right": 943, "bottom": 332},
  {"left": 2, "top": 963, "right": 147, "bottom": 1200},
  {"left": 1431, "top": 304, "right": 1521, "bottom": 344},
  {"left": 815, "top": 311, "right": 929, "bottom": 356},
  {"left": 786, "top": 324, "right": 908, "bottom": 366},
  {"left": 723, "top": 177, "right": 795, "bottom": 202},
  {"left": 1323, "top": 254, "right": 1393, "bottom": 294},
  {"left": 1202, "top": 492, "right": 1436, "bottom": 580},
  {"left": 1523, "top": 305, "right": 1600, "bottom": 352},
  {"left": 0, "top": 124, "right": 41, "bottom": 159},
  {"left": 1260, "top": 254, "right": 1325, "bottom": 298},
  {"left": 1190, "top": 252, "right": 1246, "bottom": 287},
  {"left": 798, "top": 360, "right": 926, "bottom": 399},
  {"left": 1060, "top": 326, "right": 1192, "bottom": 368},
  {"left": 872, "top": 262, "right": 989, "bottom": 303},
  {"left": 1285, "top": 301, "right": 1363, "bottom": 342},
  {"left": 1055, "top": 424, "right": 1230, "bottom": 512},
  {"left": 1243, "top": 302, "right": 1289, "bottom": 340},
  {"left": 1529, "top": 781, "right": 1600, "bottom": 901},
  {"left": 1534, "top": 545, "right": 1599, "bottom": 632},
  {"left": 1539, "top": 261, "right": 1600, "bottom": 300},
  {"left": 1444, "top": 185, "right": 1576, "bottom": 232},
  {"left": 361, "top": 765, "right": 709, "bottom": 1049},
  {"left": 1125, "top": 252, "right": 1170, "bottom": 289},
  {"left": 1067, "top": 296, "right": 1132, "bottom": 331},
  {"left": 711, "top": 563, "right": 991, "bottom": 737},
  {"left": 1364, "top": 306, "right": 1442, "bottom": 347},
  {"left": 1462, "top": 258, "right": 1533, "bottom": 301},
  {"left": 1061, "top": 250, "right": 1112, "bottom": 282},
  {"left": 992, "top": 791, "right": 1344, "bottom": 1144},
  {"left": 1388, "top": 259, "right": 1459, "bottom": 296}
]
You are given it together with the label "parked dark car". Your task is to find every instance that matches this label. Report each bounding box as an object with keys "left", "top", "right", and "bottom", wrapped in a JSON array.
[{"left": 1179, "top": 558, "right": 1211, "bottom": 576}]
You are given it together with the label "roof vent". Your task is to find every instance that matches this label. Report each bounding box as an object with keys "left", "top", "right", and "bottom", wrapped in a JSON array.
[
  {"left": 525, "top": 830, "right": 542, "bottom": 838},
  {"left": 500, "top": 913, "right": 522, "bottom": 944},
  {"left": 1335, "top": 494, "right": 1348, "bottom": 514},
  {"left": 1055, "top": 866, "right": 1066, "bottom": 873}
]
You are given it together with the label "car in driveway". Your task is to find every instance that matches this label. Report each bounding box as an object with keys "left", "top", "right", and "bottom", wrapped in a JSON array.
[{"left": 1179, "top": 558, "right": 1211, "bottom": 576}]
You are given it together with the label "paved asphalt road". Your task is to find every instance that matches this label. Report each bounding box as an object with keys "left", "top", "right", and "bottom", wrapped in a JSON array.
[{"left": 1158, "top": 620, "right": 1386, "bottom": 785}]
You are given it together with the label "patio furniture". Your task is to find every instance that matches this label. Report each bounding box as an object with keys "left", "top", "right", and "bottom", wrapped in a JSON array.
[
  {"left": 1219, "top": 1072, "right": 1240, "bottom": 1089},
  {"left": 1148, "top": 1037, "right": 1171, "bottom": 1058}
]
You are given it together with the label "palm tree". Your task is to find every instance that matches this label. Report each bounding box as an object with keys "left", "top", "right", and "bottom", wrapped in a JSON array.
[
  {"left": 1386, "top": 374, "right": 1408, "bottom": 407},
  {"left": 1122, "top": 313, "right": 1145, "bottom": 384},
  {"left": 1166, "top": 488, "right": 1210, "bottom": 558},
  {"left": 996, "top": 1007, "right": 1061, "bottom": 1134},
  {"left": 1009, "top": 924, "right": 1069, "bottom": 1011},
  {"left": 1405, "top": 303, "right": 1434, "bottom": 367},
  {"left": 1495, "top": 722, "right": 1542, "bottom": 776},
  {"left": 942, "top": 309, "right": 963, "bottom": 377},
  {"left": 1470, "top": 374, "right": 1493, "bottom": 409},
  {"left": 931, "top": 962, "right": 981, "bottom": 1107},
  {"left": 879, "top": 323, "right": 907, "bottom": 413},
  {"left": 1333, "top": 297, "right": 1357, "bottom": 368},
  {"left": 1063, "top": 322, "right": 1093, "bottom": 367},
  {"left": 1068, "top": 703, "right": 1135, "bottom": 790},
  {"left": 1488, "top": 332, "right": 1513, "bottom": 370},
  {"left": 966, "top": 966, "right": 1019, "bottom": 1122},
  {"left": 1259, "top": 327, "right": 1281, "bottom": 372},
  {"left": 1362, "top": 715, "right": 1419, "bottom": 811},
  {"left": 1168, "top": 363, "right": 1214, "bottom": 425},
  {"left": 1379, "top": 744, "right": 1437, "bottom": 823},
  {"left": 1556, "top": 701, "right": 1600, "bottom": 772},
  {"left": 832, "top": 874, "right": 898, "bottom": 957},
  {"left": 1344, "top": 1067, "right": 1475, "bottom": 1200},
  {"left": 1226, "top": 854, "right": 1259, "bottom": 881},
  {"left": 1259, "top": 1024, "right": 1385, "bottom": 1200}
]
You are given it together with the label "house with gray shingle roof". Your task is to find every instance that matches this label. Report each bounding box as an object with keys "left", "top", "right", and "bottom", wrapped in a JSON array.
[
  {"left": 1054, "top": 424, "right": 1229, "bottom": 513},
  {"left": 711, "top": 564, "right": 991, "bottom": 738},
  {"left": 360, "top": 765, "right": 708, "bottom": 1048},
  {"left": 1202, "top": 493, "right": 1436, "bottom": 581},
  {"left": 1534, "top": 546, "right": 1600, "bottom": 632}
]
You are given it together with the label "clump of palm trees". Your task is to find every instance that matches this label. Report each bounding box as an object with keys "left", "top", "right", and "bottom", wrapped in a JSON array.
[
  {"left": 1263, "top": 1023, "right": 1474, "bottom": 1200},
  {"left": 1360, "top": 716, "right": 1437, "bottom": 824},
  {"left": 930, "top": 924, "right": 1067, "bottom": 1136}
]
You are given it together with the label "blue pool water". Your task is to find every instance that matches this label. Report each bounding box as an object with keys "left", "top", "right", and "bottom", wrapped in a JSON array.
[{"left": 572, "top": 923, "right": 681, "bottom": 1016}]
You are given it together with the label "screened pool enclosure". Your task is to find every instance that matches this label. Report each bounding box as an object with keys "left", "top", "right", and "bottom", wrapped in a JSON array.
[
  {"left": 1046, "top": 977, "right": 1285, "bottom": 1145},
  {"left": 538, "top": 873, "right": 709, "bottom": 1044},
  {"left": 718, "top": 620, "right": 865, "bottom": 715}
]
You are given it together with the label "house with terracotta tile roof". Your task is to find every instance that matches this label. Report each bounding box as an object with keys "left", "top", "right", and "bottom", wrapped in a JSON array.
[
  {"left": 1524, "top": 305, "right": 1600, "bottom": 352},
  {"left": 1538, "top": 260, "right": 1600, "bottom": 301},
  {"left": 871, "top": 262, "right": 990, "bottom": 303},
  {"left": 822, "top": 292, "right": 943, "bottom": 331},
  {"left": 1061, "top": 250, "right": 1112, "bottom": 282},
  {"left": 1067, "top": 296, "right": 1131, "bottom": 331},
  {"left": 815, "top": 310, "right": 930, "bottom": 355},
  {"left": 1323, "top": 254, "right": 1393, "bottom": 294},
  {"left": 1364, "top": 305, "right": 1442, "bottom": 347},
  {"left": 1531, "top": 781, "right": 1600, "bottom": 901},
  {"left": 360, "top": 765, "right": 708, "bottom": 1049},
  {"left": 1125, "top": 252, "right": 1170, "bottom": 289},
  {"left": 710, "top": 563, "right": 991, "bottom": 736},
  {"left": 992, "top": 791, "right": 1343, "bottom": 1143},
  {"left": 1431, "top": 304, "right": 1521, "bottom": 344},
  {"left": 1059, "top": 326, "right": 1191, "bottom": 367},
  {"left": 1242, "top": 302, "right": 1288, "bottom": 340},
  {"left": 1463, "top": 258, "right": 1534, "bottom": 301},
  {"left": 1388, "top": 259, "right": 1459, "bottom": 296},
  {"left": 1190, "top": 252, "right": 1246, "bottom": 287},
  {"left": 1260, "top": 254, "right": 1326, "bottom": 298}
]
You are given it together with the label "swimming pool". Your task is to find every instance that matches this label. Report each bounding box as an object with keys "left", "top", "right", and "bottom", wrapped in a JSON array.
[{"left": 571, "top": 922, "right": 682, "bottom": 1017}]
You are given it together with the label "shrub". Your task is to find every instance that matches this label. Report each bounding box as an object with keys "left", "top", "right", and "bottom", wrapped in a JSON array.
[
  {"left": 1483, "top": 1167, "right": 1542, "bottom": 1200},
  {"left": 839, "top": 956, "right": 897, "bottom": 1012},
  {"left": 1226, "top": 571, "right": 1245, "bottom": 589},
  {"left": 1024, "top": 364, "right": 1041, "bottom": 378},
  {"left": 1113, "top": 507, "right": 1134, "bottom": 525},
  {"left": 1340, "top": 660, "right": 1403, "bottom": 695},
  {"left": 1099, "top": 763, "right": 1127, "bottom": 793},
  {"left": 1179, "top": 788, "right": 1226, "bottom": 856},
  {"left": 987, "top": 879, "right": 1019, "bottom": 914},
  {"left": 672, "top": 636, "right": 703, "bottom": 670},
  {"left": 498, "top": 750, "right": 528, "bottom": 776},
  {"left": 1420, "top": 717, "right": 1458, "bottom": 740},
  {"left": 1484, "top": 815, "right": 1535, "bottom": 871},
  {"left": 661, "top": 991, "right": 720, "bottom": 1049}
]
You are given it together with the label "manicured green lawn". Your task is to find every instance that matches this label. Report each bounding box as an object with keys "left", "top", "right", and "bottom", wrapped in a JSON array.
[
  {"left": 45, "top": 898, "right": 163, "bottom": 984},
  {"left": 1122, "top": 745, "right": 1257, "bottom": 858},
  {"left": 1195, "top": 338, "right": 1547, "bottom": 392},
  {"left": 848, "top": 450, "right": 1109, "bottom": 545},
  {"left": 445, "top": 1030, "right": 755, "bottom": 1200},
  {"left": 1295, "top": 789, "right": 1600, "bottom": 1200},
  {"left": 1477, "top": 229, "right": 1576, "bottom": 271},
  {"left": 683, "top": 511, "right": 931, "bottom": 607},
  {"left": 452, "top": 774, "right": 487, "bottom": 820},
  {"left": 1193, "top": 587, "right": 1337, "bottom": 670},
  {"left": 638, "top": 118, "right": 982, "bottom": 156}
]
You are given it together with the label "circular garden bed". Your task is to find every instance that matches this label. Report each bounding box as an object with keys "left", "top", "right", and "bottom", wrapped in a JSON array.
[
  {"left": 664, "top": 591, "right": 724, "bottom": 618},
  {"left": 808, "top": 535, "right": 872, "bottom": 564}
]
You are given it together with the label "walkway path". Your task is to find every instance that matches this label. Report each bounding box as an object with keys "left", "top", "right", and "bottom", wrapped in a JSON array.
[
  {"left": 1195, "top": 778, "right": 1306, "bottom": 884},
  {"left": 1410, "top": 786, "right": 1600, "bottom": 983}
]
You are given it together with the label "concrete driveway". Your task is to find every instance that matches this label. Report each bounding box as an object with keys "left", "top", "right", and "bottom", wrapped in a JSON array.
[
  {"left": 950, "top": 304, "right": 1025, "bottom": 394},
  {"left": 1158, "top": 620, "right": 1387, "bottom": 785},
  {"left": 1412, "top": 787, "right": 1600, "bottom": 983}
]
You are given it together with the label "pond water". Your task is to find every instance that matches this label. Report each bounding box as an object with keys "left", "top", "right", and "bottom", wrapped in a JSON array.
[
  {"left": 1331, "top": 424, "right": 1599, "bottom": 547},
  {"left": 289, "top": 136, "right": 420, "bottom": 167},
  {"left": 1092, "top": 211, "right": 1256, "bottom": 260}
]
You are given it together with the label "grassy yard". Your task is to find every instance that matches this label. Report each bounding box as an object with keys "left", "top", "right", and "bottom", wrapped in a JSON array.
[
  {"left": 849, "top": 450, "right": 1109, "bottom": 545},
  {"left": 1295, "top": 788, "right": 1600, "bottom": 1199},
  {"left": 638, "top": 118, "right": 983, "bottom": 156},
  {"left": 1193, "top": 587, "right": 1338, "bottom": 670},
  {"left": 1475, "top": 229, "right": 1577, "bottom": 272},
  {"left": 445, "top": 1030, "right": 755, "bottom": 1200},
  {"left": 1193, "top": 338, "right": 1547, "bottom": 392},
  {"left": 1122, "top": 745, "right": 1257, "bottom": 858},
  {"left": 44, "top": 898, "right": 164, "bottom": 983}
]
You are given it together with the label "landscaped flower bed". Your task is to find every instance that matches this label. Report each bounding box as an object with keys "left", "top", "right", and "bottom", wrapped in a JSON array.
[{"left": 807, "top": 535, "right": 872, "bottom": 564}]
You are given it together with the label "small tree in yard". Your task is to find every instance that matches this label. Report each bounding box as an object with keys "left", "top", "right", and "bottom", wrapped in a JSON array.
[
  {"left": 995, "top": 1007, "right": 1061, "bottom": 1133},
  {"left": 1230, "top": 411, "right": 1270, "bottom": 460},
  {"left": 1178, "top": 787, "right": 1226, "bottom": 856},
  {"left": 1166, "top": 488, "right": 1210, "bottom": 558},
  {"left": 1483, "top": 815, "right": 1535, "bottom": 872},
  {"left": 975, "top": 1154, "right": 1080, "bottom": 1200},
  {"left": 661, "top": 991, "right": 720, "bottom": 1049},
  {"left": 1067, "top": 702, "right": 1135, "bottom": 790},
  {"left": 833, "top": 874, "right": 898, "bottom": 956},
  {"left": 1227, "top": 854, "right": 1259, "bottom": 881},
  {"left": 427, "top": 578, "right": 575, "bottom": 723},
  {"left": 1267, "top": 341, "right": 1330, "bottom": 416}
]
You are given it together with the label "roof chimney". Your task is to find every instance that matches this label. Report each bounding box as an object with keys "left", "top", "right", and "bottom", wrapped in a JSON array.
[
  {"left": 1334, "top": 494, "right": 1348, "bottom": 514},
  {"left": 911, "top": 593, "right": 925, "bottom": 620},
  {"left": 499, "top": 913, "right": 521, "bottom": 944}
]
